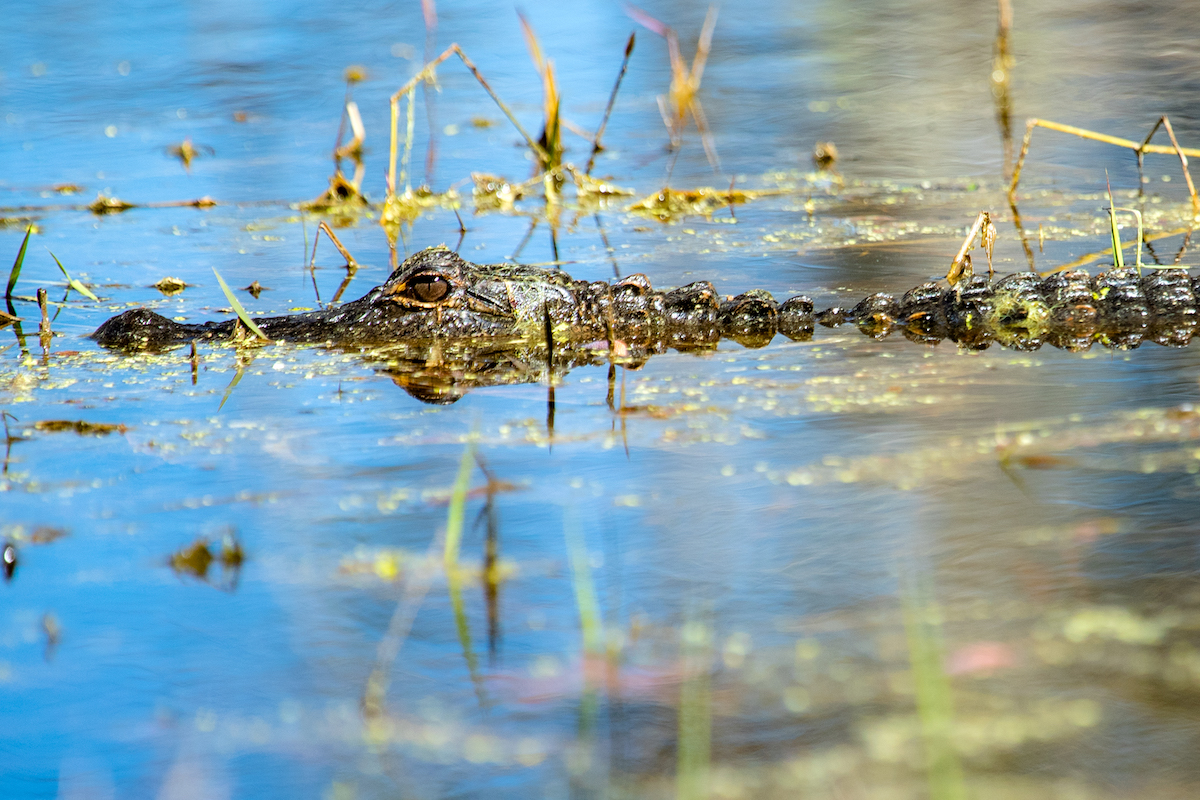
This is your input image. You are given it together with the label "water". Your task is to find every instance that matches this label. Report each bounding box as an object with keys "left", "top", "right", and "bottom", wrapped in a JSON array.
[{"left": 5, "top": 1, "right": 1200, "bottom": 797}]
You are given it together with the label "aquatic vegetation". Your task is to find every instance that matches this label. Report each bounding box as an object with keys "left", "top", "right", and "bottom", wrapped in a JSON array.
[
  {"left": 812, "top": 141, "right": 839, "bottom": 170},
  {"left": 5, "top": 224, "right": 32, "bottom": 305},
  {"left": 517, "top": 13, "right": 563, "bottom": 175},
  {"left": 41, "top": 612, "right": 60, "bottom": 659},
  {"left": 49, "top": 252, "right": 98, "bottom": 302},
  {"left": 946, "top": 210, "right": 997, "bottom": 283},
  {"left": 386, "top": 44, "right": 548, "bottom": 214},
  {"left": 991, "top": 0, "right": 1015, "bottom": 176},
  {"left": 1104, "top": 174, "right": 1146, "bottom": 274},
  {"left": 305, "top": 69, "right": 372, "bottom": 216},
  {"left": 629, "top": 186, "right": 759, "bottom": 222},
  {"left": 86, "top": 193, "right": 134, "bottom": 214},
  {"left": 381, "top": 184, "right": 461, "bottom": 228},
  {"left": 571, "top": 168, "right": 635, "bottom": 205},
  {"left": 584, "top": 33, "right": 637, "bottom": 175},
  {"left": 307, "top": 220, "right": 360, "bottom": 305},
  {"left": 33, "top": 419, "right": 126, "bottom": 435},
  {"left": 471, "top": 173, "right": 527, "bottom": 211},
  {"left": 0, "top": 217, "right": 38, "bottom": 231},
  {"left": 167, "top": 137, "right": 213, "bottom": 171},
  {"left": 302, "top": 170, "right": 369, "bottom": 215},
  {"left": 212, "top": 267, "right": 267, "bottom": 341},
  {"left": 470, "top": 167, "right": 633, "bottom": 215},
  {"left": 333, "top": 65, "right": 368, "bottom": 161},
  {"left": 168, "top": 533, "right": 244, "bottom": 590},
  {"left": 379, "top": 18, "right": 639, "bottom": 244},
  {"left": 152, "top": 276, "right": 189, "bottom": 296}
]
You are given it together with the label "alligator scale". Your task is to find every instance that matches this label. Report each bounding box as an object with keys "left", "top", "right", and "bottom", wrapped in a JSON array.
[{"left": 94, "top": 246, "right": 1200, "bottom": 355}]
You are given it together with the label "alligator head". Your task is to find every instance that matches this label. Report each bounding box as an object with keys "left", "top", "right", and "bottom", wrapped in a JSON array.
[{"left": 91, "top": 247, "right": 587, "bottom": 350}]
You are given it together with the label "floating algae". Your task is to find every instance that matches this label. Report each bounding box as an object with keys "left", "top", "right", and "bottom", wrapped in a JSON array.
[{"left": 628, "top": 186, "right": 761, "bottom": 222}]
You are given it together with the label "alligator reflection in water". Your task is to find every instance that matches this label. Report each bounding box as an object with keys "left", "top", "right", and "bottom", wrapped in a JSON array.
[
  {"left": 373, "top": 340, "right": 625, "bottom": 405},
  {"left": 92, "top": 247, "right": 1200, "bottom": 403}
]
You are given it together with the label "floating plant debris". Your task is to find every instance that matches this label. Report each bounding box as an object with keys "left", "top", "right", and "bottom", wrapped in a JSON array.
[
  {"left": 812, "top": 141, "right": 839, "bottom": 169},
  {"left": 302, "top": 171, "right": 369, "bottom": 214},
  {"left": 572, "top": 170, "right": 634, "bottom": 201},
  {"left": 472, "top": 173, "right": 526, "bottom": 210},
  {"left": 33, "top": 420, "right": 127, "bottom": 436},
  {"left": 168, "top": 534, "right": 244, "bottom": 589},
  {"left": 242, "top": 280, "right": 267, "bottom": 298},
  {"left": 628, "top": 186, "right": 760, "bottom": 221},
  {"left": 152, "top": 276, "right": 189, "bottom": 295},
  {"left": 382, "top": 185, "right": 461, "bottom": 226},
  {"left": 87, "top": 194, "right": 135, "bottom": 214},
  {"left": 167, "top": 137, "right": 214, "bottom": 170}
]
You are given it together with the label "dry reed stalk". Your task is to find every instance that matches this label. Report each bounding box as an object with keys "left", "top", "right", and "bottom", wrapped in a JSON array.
[
  {"left": 585, "top": 33, "right": 637, "bottom": 175},
  {"left": 947, "top": 211, "right": 998, "bottom": 284},
  {"left": 1010, "top": 117, "right": 1200, "bottom": 217},
  {"left": 388, "top": 45, "right": 548, "bottom": 201},
  {"left": 1139, "top": 116, "right": 1200, "bottom": 218},
  {"left": 308, "top": 221, "right": 359, "bottom": 270}
]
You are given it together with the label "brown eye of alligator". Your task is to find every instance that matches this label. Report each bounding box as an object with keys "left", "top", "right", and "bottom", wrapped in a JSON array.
[{"left": 407, "top": 275, "right": 450, "bottom": 303}]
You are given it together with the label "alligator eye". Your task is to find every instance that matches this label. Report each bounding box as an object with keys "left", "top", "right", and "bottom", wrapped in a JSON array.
[{"left": 407, "top": 275, "right": 451, "bottom": 303}]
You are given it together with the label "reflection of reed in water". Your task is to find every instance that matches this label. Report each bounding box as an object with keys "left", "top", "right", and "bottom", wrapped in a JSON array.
[
  {"left": 676, "top": 615, "right": 713, "bottom": 800},
  {"left": 901, "top": 571, "right": 966, "bottom": 800},
  {"left": 992, "top": 0, "right": 1015, "bottom": 181},
  {"left": 476, "top": 454, "right": 505, "bottom": 663}
]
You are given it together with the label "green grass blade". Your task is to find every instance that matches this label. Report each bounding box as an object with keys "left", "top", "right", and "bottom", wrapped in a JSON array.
[
  {"left": 1107, "top": 208, "right": 1124, "bottom": 270},
  {"left": 212, "top": 267, "right": 268, "bottom": 340},
  {"left": 49, "top": 252, "right": 99, "bottom": 302},
  {"left": 1114, "top": 207, "right": 1145, "bottom": 273},
  {"left": 6, "top": 225, "right": 33, "bottom": 300},
  {"left": 1105, "top": 174, "right": 1124, "bottom": 270}
]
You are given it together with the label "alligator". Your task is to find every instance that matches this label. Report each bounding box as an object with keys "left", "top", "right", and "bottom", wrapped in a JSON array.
[{"left": 93, "top": 245, "right": 1200, "bottom": 357}]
